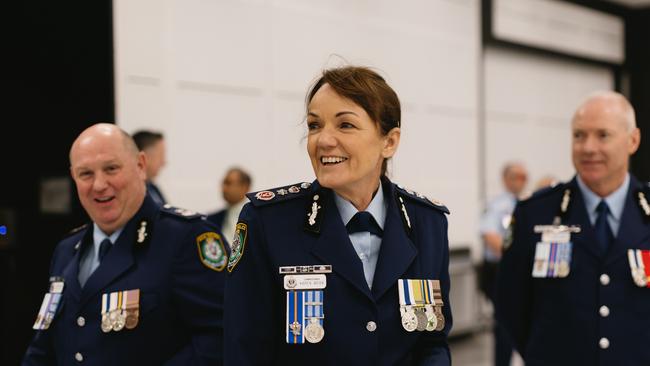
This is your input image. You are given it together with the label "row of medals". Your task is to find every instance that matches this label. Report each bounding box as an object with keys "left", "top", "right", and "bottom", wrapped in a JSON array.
[
  {"left": 101, "top": 308, "right": 138, "bottom": 333},
  {"left": 400, "top": 304, "right": 444, "bottom": 332}
]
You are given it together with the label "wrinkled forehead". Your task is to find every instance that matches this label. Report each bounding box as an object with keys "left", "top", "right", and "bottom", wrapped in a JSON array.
[{"left": 70, "top": 137, "right": 133, "bottom": 168}]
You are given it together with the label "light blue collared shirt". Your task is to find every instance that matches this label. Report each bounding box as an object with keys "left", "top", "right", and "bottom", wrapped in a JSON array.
[
  {"left": 334, "top": 182, "right": 387, "bottom": 290},
  {"left": 576, "top": 173, "right": 630, "bottom": 237},
  {"left": 480, "top": 191, "right": 517, "bottom": 262},
  {"left": 78, "top": 224, "right": 124, "bottom": 287}
]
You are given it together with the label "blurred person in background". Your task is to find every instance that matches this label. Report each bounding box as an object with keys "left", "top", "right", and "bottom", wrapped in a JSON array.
[
  {"left": 207, "top": 167, "right": 252, "bottom": 242},
  {"left": 479, "top": 162, "right": 528, "bottom": 366},
  {"left": 133, "top": 130, "right": 167, "bottom": 205}
]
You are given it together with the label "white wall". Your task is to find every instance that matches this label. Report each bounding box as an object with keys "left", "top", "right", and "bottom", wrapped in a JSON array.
[
  {"left": 114, "top": 0, "right": 482, "bottom": 251},
  {"left": 483, "top": 47, "right": 614, "bottom": 200}
]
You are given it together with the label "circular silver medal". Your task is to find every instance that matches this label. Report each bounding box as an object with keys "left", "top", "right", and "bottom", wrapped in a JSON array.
[
  {"left": 101, "top": 314, "right": 112, "bottom": 333},
  {"left": 401, "top": 308, "right": 417, "bottom": 332},
  {"left": 434, "top": 306, "right": 445, "bottom": 331},
  {"left": 424, "top": 306, "right": 437, "bottom": 332},
  {"left": 304, "top": 319, "right": 325, "bottom": 343},
  {"left": 112, "top": 310, "right": 126, "bottom": 331},
  {"left": 633, "top": 268, "right": 647, "bottom": 287}
]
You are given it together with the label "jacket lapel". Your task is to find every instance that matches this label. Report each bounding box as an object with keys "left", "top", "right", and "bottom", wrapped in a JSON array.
[
  {"left": 79, "top": 195, "right": 158, "bottom": 306},
  {"left": 568, "top": 179, "right": 604, "bottom": 260},
  {"left": 309, "top": 189, "right": 373, "bottom": 301},
  {"left": 606, "top": 177, "right": 650, "bottom": 265},
  {"left": 80, "top": 220, "right": 136, "bottom": 305},
  {"left": 62, "top": 229, "right": 92, "bottom": 303},
  {"left": 371, "top": 183, "right": 417, "bottom": 301}
]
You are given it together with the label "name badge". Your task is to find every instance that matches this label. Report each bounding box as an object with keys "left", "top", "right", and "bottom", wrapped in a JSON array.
[{"left": 284, "top": 274, "right": 326, "bottom": 290}]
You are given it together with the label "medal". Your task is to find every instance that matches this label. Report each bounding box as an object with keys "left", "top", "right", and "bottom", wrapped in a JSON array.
[
  {"left": 123, "top": 289, "right": 141, "bottom": 329},
  {"left": 415, "top": 309, "right": 427, "bottom": 331},
  {"left": 401, "top": 306, "right": 418, "bottom": 332},
  {"left": 304, "top": 318, "right": 324, "bottom": 343},
  {"left": 101, "top": 293, "right": 112, "bottom": 333},
  {"left": 424, "top": 305, "right": 437, "bottom": 332},
  {"left": 434, "top": 306, "right": 445, "bottom": 331},
  {"left": 628, "top": 249, "right": 650, "bottom": 287},
  {"left": 101, "top": 314, "right": 112, "bottom": 333},
  {"left": 113, "top": 311, "right": 126, "bottom": 331}
]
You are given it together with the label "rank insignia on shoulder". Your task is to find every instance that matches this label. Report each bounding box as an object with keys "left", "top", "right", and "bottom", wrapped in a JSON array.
[
  {"left": 66, "top": 224, "right": 88, "bottom": 239},
  {"left": 247, "top": 182, "right": 314, "bottom": 207},
  {"left": 161, "top": 205, "right": 202, "bottom": 219},
  {"left": 196, "top": 232, "right": 227, "bottom": 271},
  {"left": 227, "top": 222, "right": 248, "bottom": 272},
  {"left": 395, "top": 184, "right": 449, "bottom": 214}
]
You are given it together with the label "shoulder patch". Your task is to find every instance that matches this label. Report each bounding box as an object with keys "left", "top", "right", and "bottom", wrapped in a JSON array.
[
  {"left": 196, "top": 231, "right": 227, "bottom": 272},
  {"left": 161, "top": 204, "right": 202, "bottom": 220},
  {"left": 519, "top": 181, "right": 568, "bottom": 206},
  {"left": 395, "top": 184, "right": 449, "bottom": 214},
  {"left": 227, "top": 222, "right": 248, "bottom": 272},
  {"left": 246, "top": 182, "right": 313, "bottom": 207}
]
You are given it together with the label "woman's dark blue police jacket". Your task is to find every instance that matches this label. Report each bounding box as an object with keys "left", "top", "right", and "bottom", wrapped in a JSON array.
[{"left": 224, "top": 178, "right": 452, "bottom": 366}]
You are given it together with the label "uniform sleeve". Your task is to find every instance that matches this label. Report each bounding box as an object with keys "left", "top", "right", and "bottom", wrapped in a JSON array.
[
  {"left": 480, "top": 197, "right": 504, "bottom": 235},
  {"left": 224, "top": 204, "right": 280, "bottom": 365},
  {"left": 166, "top": 220, "right": 226, "bottom": 366},
  {"left": 22, "top": 245, "right": 62, "bottom": 366},
  {"left": 495, "top": 204, "right": 534, "bottom": 354},
  {"left": 414, "top": 213, "right": 451, "bottom": 366}
]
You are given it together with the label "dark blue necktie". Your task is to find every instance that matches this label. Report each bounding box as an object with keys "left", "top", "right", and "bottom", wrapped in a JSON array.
[
  {"left": 346, "top": 211, "right": 383, "bottom": 237},
  {"left": 594, "top": 200, "right": 614, "bottom": 252},
  {"left": 98, "top": 238, "right": 112, "bottom": 263}
]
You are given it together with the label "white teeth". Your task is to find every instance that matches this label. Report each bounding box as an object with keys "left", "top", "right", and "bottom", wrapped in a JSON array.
[
  {"left": 321, "top": 156, "right": 347, "bottom": 165},
  {"left": 96, "top": 197, "right": 112, "bottom": 202}
]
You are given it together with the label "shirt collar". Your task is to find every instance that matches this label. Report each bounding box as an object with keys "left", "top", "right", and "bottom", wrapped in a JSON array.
[
  {"left": 334, "top": 181, "right": 387, "bottom": 229},
  {"left": 576, "top": 173, "right": 629, "bottom": 222},
  {"left": 227, "top": 199, "right": 247, "bottom": 216},
  {"left": 93, "top": 223, "right": 124, "bottom": 247}
]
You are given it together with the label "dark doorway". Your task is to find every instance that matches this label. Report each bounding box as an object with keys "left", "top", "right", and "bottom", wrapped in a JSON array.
[{"left": 1, "top": 1, "right": 114, "bottom": 364}]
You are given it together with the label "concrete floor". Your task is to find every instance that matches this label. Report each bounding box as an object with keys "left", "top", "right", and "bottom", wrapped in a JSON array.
[{"left": 450, "top": 330, "right": 524, "bottom": 366}]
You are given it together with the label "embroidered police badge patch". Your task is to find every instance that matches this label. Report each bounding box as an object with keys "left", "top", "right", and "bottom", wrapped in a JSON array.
[
  {"left": 196, "top": 232, "right": 227, "bottom": 271},
  {"left": 228, "top": 222, "right": 248, "bottom": 272}
]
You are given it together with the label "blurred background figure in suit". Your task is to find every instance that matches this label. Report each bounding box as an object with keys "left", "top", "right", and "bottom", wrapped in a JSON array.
[
  {"left": 132, "top": 130, "right": 167, "bottom": 205},
  {"left": 207, "top": 167, "right": 251, "bottom": 242}
]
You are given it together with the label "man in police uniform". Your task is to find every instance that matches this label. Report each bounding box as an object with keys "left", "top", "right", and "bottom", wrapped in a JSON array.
[
  {"left": 496, "top": 91, "right": 649, "bottom": 365},
  {"left": 23, "top": 124, "right": 227, "bottom": 365},
  {"left": 479, "top": 162, "right": 527, "bottom": 366}
]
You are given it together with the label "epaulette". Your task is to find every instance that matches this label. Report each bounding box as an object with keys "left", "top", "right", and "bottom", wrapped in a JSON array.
[
  {"left": 518, "top": 181, "right": 568, "bottom": 206},
  {"left": 395, "top": 184, "right": 449, "bottom": 214},
  {"left": 64, "top": 223, "right": 88, "bottom": 238},
  {"left": 246, "top": 182, "right": 313, "bottom": 207},
  {"left": 161, "top": 204, "right": 203, "bottom": 220}
]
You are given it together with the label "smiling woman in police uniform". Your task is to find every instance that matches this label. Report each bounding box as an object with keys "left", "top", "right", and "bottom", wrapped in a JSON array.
[{"left": 224, "top": 66, "right": 452, "bottom": 365}]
